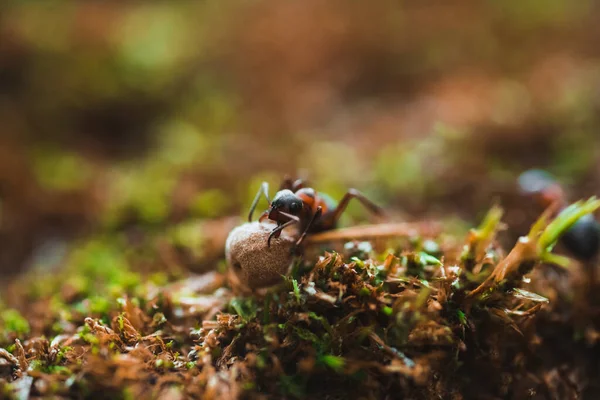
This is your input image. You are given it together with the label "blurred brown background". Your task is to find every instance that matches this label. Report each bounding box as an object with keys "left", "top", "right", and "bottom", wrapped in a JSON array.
[{"left": 1, "top": 0, "right": 600, "bottom": 278}]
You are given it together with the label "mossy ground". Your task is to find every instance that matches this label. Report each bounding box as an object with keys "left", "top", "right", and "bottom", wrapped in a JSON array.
[{"left": 2, "top": 201, "right": 600, "bottom": 399}]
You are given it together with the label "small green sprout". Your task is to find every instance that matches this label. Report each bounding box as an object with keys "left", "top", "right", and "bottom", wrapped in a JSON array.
[
  {"left": 229, "top": 298, "right": 258, "bottom": 323},
  {"left": 186, "top": 361, "right": 196, "bottom": 369},
  {"left": 291, "top": 326, "right": 321, "bottom": 345},
  {"left": 475, "top": 205, "right": 504, "bottom": 243},
  {"left": 291, "top": 279, "right": 301, "bottom": 304},
  {"left": 462, "top": 205, "right": 504, "bottom": 265},
  {"left": 419, "top": 252, "right": 443, "bottom": 266},
  {"left": 308, "top": 312, "right": 334, "bottom": 337},
  {"left": 319, "top": 355, "right": 345, "bottom": 372},
  {"left": 382, "top": 306, "right": 394, "bottom": 316}
]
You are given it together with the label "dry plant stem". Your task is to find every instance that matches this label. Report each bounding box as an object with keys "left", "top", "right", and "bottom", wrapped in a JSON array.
[
  {"left": 467, "top": 203, "right": 563, "bottom": 298},
  {"left": 13, "top": 339, "right": 27, "bottom": 370},
  {"left": 0, "top": 348, "right": 19, "bottom": 368},
  {"left": 305, "top": 222, "right": 441, "bottom": 244},
  {"left": 468, "top": 237, "right": 538, "bottom": 298}
]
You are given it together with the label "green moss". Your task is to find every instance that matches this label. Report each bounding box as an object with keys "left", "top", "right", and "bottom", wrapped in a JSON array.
[
  {"left": 0, "top": 382, "right": 14, "bottom": 400},
  {"left": 375, "top": 143, "right": 426, "bottom": 196},
  {"left": 319, "top": 355, "right": 345, "bottom": 372},
  {"left": 374, "top": 125, "right": 469, "bottom": 203},
  {"left": 1, "top": 309, "right": 30, "bottom": 337},
  {"left": 229, "top": 298, "right": 258, "bottom": 324},
  {"left": 487, "top": 0, "right": 591, "bottom": 28},
  {"left": 552, "top": 131, "right": 596, "bottom": 179},
  {"left": 30, "top": 147, "right": 93, "bottom": 191},
  {"left": 66, "top": 239, "right": 141, "bottom": 298},
  {"left": 168, "top": 221, "right": 207, "bottom": 258},
  {"left": 102, "top": 163, "right": 176, "bottom": 226},
  {"left": 278, "top": 375, "right": 306, "bottom": 399},
  {"left": 189, "top": 189, "right": 231, "bottom": 218}
]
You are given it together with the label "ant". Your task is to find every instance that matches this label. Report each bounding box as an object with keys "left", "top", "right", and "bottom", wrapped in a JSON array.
[
  {"left": 248, "top": 177, "right": 385, "bottom": 248},
  {"left": 518, "top": 169, "right": 600, "bottom": 262}
]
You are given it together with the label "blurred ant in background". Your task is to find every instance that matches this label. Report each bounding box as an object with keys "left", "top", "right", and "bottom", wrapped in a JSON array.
[
  {"left": 248, "top": 177, "right": 385, "bottom": 248},
  {"left": 518, "top": 169, "right": 600, "bottom": 262}
]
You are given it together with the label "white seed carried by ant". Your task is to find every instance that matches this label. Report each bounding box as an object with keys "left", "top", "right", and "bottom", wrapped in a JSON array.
[{"left": 225, "top": 222, "right": 297, "bottom": 289}]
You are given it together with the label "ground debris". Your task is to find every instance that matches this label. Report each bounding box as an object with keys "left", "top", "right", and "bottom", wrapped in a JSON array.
[{"left": 2, "top": 201, "right": 600, "bottom": 399}]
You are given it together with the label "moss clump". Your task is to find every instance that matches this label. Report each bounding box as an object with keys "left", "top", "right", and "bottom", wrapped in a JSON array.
[{"left": 0, "top": 310, "right": 30, "bottom": 343}]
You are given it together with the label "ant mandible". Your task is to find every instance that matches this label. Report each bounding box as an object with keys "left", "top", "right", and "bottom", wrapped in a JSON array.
[
  {"left": 248, "top": 177, "right": 385, "bottom": 248},
  {"left": 518, "top": 169, "right": 600, "bottom": 261}
]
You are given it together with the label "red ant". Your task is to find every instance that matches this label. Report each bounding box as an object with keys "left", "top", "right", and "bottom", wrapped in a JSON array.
[
  {"left": 248, "top": 177, "right": 385, "bottom": 248},
  {"left": 518, "top": 169, "right": 600, "bottom": 261}
]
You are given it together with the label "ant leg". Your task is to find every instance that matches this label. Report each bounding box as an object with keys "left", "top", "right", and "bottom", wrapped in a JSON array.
[
  {"left": 279, "top": 176, "right": 294, "bottom": 190},
  {"left": 268, "top": 218, "right": 299, "bottom": 247},
  {"left": 291, "top": 179, "right": 306, "bottom": 192},
  {"left": 248, "top": 182, "right": 270, "bottom": 222},
  {"left": 268, "top": 211, "right": 300, "bottom": 247},
  {"left": 295, "top": 206, "right": 322, "bottom": 248},
  {"left": 279, "top": 177, "right": 307, "bottom": 191},
  {"left": 330, "top": 189, "right": 384, "bottom": 226},
  {"left": 258, "top": 210, "right": 270, "bottom": 223}
]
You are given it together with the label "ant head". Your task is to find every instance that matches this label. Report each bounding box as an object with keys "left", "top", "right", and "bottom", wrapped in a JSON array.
[{"left": 268, "top": 190, "right": 304, "bottom": 220}]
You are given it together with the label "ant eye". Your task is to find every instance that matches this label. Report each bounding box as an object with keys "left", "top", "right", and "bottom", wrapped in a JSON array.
[{"left": 290, "top": 202, "right": 302, "bottom": 213}]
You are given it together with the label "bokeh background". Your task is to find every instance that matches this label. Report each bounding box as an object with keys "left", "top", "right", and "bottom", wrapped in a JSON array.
[{"left": 2, "top": 0, "right": 600, "bottom": 279}]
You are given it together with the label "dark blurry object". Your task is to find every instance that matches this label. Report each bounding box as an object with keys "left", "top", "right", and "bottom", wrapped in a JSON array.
[
  {"left": 248, "top": 178, "right": 384, "bottom": 248},
  {"left": 561, "top": 214, "right": 600, "bottom": 261},
  {"left": 518, "top": 169, "right": 600, "bottom": 261},
  {"left": 518, "top": 169, "right": 559, "bottom": 198},
  {"left": 70, "top": 96, "right": 169, "bottom": 158},
  {"left": 518, "top": 169, "right": 566, "bottom": 212}
]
